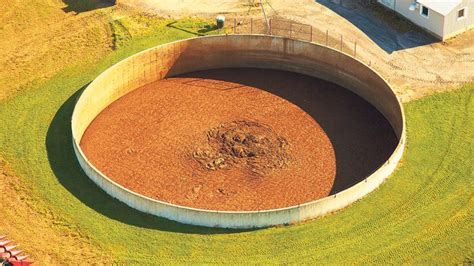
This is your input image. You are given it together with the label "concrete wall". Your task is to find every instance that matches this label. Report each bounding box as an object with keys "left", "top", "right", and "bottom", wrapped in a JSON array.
[
  {"left": 71, "top": 35, "right": 406, "bottom": 229},
  {"left": 394, "top": 0, "right": 445, "bottom": 39}
]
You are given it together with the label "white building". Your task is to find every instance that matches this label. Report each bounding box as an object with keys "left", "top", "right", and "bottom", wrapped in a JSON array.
[{"left": 378, "top": 0, "right": 474, "bottom": 40}]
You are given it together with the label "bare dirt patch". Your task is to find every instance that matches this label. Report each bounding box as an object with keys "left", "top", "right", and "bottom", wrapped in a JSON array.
[
  {"left": 118, "top": 0, "right": 246, "bottom": 17},
  {"left": 192, "top": 120, "right": 290, "bottom": 175}
]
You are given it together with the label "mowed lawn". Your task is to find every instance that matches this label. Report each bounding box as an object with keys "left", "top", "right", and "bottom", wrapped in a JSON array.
[{"left": 0, "top": 21, "right": 472, "bottom": 263}]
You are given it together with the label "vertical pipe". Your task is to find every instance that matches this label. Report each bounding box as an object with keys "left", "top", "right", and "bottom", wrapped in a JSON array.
[
  {"left": 269, "top": 18, "right": 272, "bottom": 35},
  {"left": 259, "top": 0, "right": 270, "bottom": 34}
]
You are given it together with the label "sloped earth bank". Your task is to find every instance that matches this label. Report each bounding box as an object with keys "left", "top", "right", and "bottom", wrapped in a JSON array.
[
  {"left": 80, "top": 68, "right": 397, "bottom": 211},
  {"left": 0, "top": 158, "right": 108, "bottom": 264},
  {"left": 0, "top": 0, "right": 113, "bottom": 101}
]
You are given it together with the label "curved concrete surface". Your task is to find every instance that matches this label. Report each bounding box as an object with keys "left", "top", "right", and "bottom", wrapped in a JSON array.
[{"left": 71, "top": 35, "right": 406, "bottom": 229}]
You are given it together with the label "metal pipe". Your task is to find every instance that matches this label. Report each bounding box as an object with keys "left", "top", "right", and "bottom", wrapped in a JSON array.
[{"left": 259, "top": 0, "right": 270, "bottom": 34}]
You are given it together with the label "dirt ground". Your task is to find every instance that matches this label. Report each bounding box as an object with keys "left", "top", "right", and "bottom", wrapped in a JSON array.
[
  {"left": 80, "top": 68, "right": 397, "bottom": 211},
  {"left": 118, "top": 0, "right": 247, "bottom": 17},
  {"left": 120, "top": 0, "right": 474, "bottom": 102}
]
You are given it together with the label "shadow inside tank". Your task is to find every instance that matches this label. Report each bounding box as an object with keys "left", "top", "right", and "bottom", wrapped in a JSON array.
[{"left": 177, "top": 68, "right": 398, "bottom": 194}]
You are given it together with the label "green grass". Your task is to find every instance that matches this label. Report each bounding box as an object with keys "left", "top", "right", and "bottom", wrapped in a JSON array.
[
  {"left": 0, "top": 19, "right": 473, "bottom": 263},
  {"left": 110, "top": 19, "right": 132, "bottom": 49}
]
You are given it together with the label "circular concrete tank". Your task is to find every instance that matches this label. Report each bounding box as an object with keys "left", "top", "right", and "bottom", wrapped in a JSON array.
[{"left": 71, "top": 35, "right": 406, "bottom": 229}]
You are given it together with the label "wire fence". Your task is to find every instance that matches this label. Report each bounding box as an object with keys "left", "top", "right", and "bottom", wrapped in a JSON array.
[
  {"left": 270, "top": 19, "right": 313, "bottom": 42},
  {"left": 211, "top": 16, "right": 471, "bottom": 86},
  {"left": 221, "top": 18, "right": 361, "bottom": 61}
]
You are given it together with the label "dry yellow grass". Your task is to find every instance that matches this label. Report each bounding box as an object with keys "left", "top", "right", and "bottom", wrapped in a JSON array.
[
  {"left": 0, "top": 0, "right": 112, "bottom": 100},
  {"left": 0, "top": 159, "right": 109, "bottom": 264}
]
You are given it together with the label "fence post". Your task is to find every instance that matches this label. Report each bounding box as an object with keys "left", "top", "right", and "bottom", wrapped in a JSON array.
[
  {"left": 354, "top": 40, "right": 357, "bottom": 58},
  {"left": 340, "top": 35, "right": 343, "bottom": 52},
  {"left": 269, "top": 19, "right": 272, "bottom": 35},
  {"left": 251, "top": 18, "right": 253, "bottom": 34},
  {"left": 234, "top": 18, "right": 236, "bottom": 34},
  {"left": 325, "top": 30, "right": 328, "bottom": 46},
  {"left": 289, "top": 22, "right": 292, "bottom": 39}
]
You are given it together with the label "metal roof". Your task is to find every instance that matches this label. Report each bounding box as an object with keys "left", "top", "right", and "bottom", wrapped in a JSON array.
[{"left": 417, "top": 0, "right": 462, "bottom": 16}]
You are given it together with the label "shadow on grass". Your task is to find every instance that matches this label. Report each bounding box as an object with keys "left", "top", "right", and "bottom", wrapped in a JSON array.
[
  {"left": 198, "top": 25, "right": 219, "bottom": 34},
  {"left": 166, "top": 21, "right": 221, "bottom": 37},
  {"left": 62, "top": 0, "right": 115, "bottom": 14},
  {"left": 46, "top": 86, "right": 253, "bottom": 234},
  {"left": 166, "top": 21, "right": 204, "bottom": 37}
]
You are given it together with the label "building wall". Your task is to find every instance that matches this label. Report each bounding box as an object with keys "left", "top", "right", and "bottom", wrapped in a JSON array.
[
  {"left": 71, "top": 35, "right": 406, "bottom": 229},
  {"left": 443, "top": 0, "right": 474, "bottom": 40},
  {"left": 378, "top": 0, "right": 473, "bottom": 40},
  {"left": 394, "top": 0, "right": 445, "bottom": 38}
]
